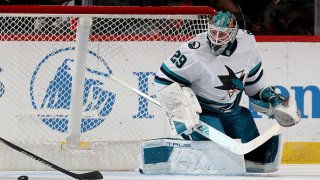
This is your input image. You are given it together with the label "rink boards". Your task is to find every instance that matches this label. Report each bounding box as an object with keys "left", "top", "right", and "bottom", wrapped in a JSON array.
[{"left": 0, "top": 36, "right": 319, "bottom": 165}]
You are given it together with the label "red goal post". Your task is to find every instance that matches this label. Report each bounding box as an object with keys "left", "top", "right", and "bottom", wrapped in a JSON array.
[{"left": 0, "top": 6, "right": 215, "bottom": 171}]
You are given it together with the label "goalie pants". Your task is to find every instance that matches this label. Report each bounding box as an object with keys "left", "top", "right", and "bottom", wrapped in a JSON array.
[{"left": 181, "top": 106, "right": 280, "bottom": 164}]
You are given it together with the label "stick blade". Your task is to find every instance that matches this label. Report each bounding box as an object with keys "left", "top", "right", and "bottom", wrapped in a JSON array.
[{"left": 76, "top": 171, "right": 103, "bottom": 179}]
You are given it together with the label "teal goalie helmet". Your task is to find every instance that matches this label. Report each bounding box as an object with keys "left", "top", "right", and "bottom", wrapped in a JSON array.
[{"left": 207, "top": 11, "right": 239, "bottom": 56}]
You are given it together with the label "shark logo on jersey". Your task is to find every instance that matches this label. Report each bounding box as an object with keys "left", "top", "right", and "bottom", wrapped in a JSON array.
[
  {"left": 215, "top": 65, "right": 245, "bottom": 99},
  {"left": 30, "top": 47, "right": 116, "bottom": 133}
]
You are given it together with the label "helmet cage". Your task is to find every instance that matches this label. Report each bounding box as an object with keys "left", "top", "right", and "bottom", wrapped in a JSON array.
[{"left": 207, "top": 26, "right": 238, "bottom": 46}]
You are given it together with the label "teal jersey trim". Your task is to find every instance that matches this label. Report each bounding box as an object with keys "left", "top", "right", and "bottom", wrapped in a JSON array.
[
  {"left": 245, "top": 70, "right": 264, "bottom": 86},
  {"left": 154, "top": 75, "right": 173, "bottom": 85},
  {"left": 160, "top": 63, "right": 191, "bottom": 86},
  {"left": 248, "top": 61, "right": 262, "bottom": 78}
]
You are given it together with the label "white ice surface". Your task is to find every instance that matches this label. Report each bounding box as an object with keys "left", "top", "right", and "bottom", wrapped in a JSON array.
[{"left": 0, "top": 165, "right": 319, "bottom": 180}]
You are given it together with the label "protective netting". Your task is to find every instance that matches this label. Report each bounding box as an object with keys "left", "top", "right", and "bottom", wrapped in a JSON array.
[{"left": 0, "top": 6, "right": 212, "bottom": 170}]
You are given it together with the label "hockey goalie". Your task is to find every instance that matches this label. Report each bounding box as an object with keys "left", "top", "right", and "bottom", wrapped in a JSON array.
[{"left": 140, "top": 11, "right": 300, "bottom": 175}]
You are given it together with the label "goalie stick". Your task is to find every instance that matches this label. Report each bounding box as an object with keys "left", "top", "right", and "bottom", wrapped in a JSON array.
[
  {"left": 194, "top": 121, "right": 280, "bottom": 154},
  {"left": 109, "top": 75, "right": 280, "bottom": 155},
  {"left": 0, "top": 137, "right": 103, "bottom": 180}
]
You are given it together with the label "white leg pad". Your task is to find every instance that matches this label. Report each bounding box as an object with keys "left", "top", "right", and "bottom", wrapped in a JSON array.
[{"left": 139, "top": 138, "right": 246, "bottom": 175}]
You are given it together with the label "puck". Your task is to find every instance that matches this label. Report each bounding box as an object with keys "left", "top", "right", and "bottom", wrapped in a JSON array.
[{"left": 18, "top": 175, "right": 28, "bottom": 180}]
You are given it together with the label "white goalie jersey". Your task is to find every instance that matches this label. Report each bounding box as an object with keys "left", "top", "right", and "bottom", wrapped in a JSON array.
[{"left": 155, "top": 30, "right": 267, "bottom": 111}]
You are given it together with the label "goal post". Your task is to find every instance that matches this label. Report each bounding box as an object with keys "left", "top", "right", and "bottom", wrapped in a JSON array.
[{"left": 0, "top": 5, "right": 215, "bottom": 171}]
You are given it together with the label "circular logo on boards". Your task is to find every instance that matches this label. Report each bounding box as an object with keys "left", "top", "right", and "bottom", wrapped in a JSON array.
[{"left": 30, "top": 47, "right": 116, "bottom": 133}]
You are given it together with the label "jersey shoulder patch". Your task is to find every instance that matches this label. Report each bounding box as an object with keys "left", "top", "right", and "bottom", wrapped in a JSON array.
[{"left": 188, "top": 41, "right": 201, "bottom": 49}]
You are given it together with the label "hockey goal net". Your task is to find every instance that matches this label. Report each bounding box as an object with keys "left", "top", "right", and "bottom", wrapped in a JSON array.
[{"left": 0, "top": 6, "right": 214, "bottom": 171}]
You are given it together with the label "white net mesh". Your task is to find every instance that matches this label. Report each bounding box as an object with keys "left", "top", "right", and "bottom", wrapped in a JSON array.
[{"left": 0, "top": 6, "right": 213, "bottom": 170}]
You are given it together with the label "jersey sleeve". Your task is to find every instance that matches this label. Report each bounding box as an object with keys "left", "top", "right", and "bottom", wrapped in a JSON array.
[
  {"left": 154, "top": 43, "right": 201, "bottom": 92},
  {"left": 243, "top": 38, "right": 267, "bottom": 97}
]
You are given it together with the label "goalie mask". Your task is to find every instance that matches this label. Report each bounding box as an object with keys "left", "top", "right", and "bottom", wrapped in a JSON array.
[{"left": 207, "top": 11, "right": 239, "bottom": 56}]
